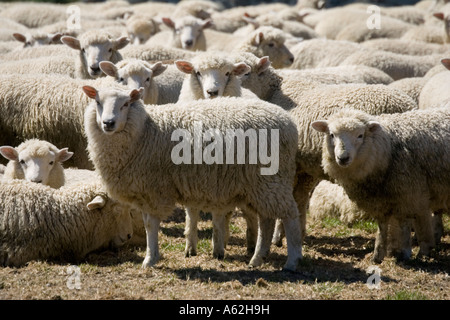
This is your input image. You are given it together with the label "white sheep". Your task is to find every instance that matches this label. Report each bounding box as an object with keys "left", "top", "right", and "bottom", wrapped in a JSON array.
[
  {"left": 147, "top": 15, "right": 212, "bottom": 51},
  {"left": 312, "top": 108, "right": 450, "bottom": 262},
  {"left": 361, "top": 39, "right": 450, "bottom": 56},
  {"left": 121, "top": 44, "right": 196, "bottom": 63},
  {"left": 99, "top": 59, "right": 168, "bottom": 105},
  {"left": 0, "top": 179, "right": 133, "bottom": 267},
  {"left": 0, "top": 56, "right": 76, "bottom": 77},
  {"left": 175, "top": 51, "right": 251, "bottom": 101},
  {"left": 388, "top": 77, "right": 426, "bottom": 105},
  {"left": 126, "top": 14, "right": 160, "bottom": 45},
  {"left": 61, "top": 30, "right": 130, "bottom": 79},
  {"left": 0, "top": 2, "right": 67, "bottom": 28},
  {"left": 83, "top": 85, "right": 303, "bottom": 271},
  {"left": 419, "top": 58, "right": 450, "bottom": 109},
  {"left": 0, "top": 44, "right": 76, "bottom": 61},
  {"left": 0, "top": 139, "right": 73, "bottom": 189},
  {"left": 233, "top": 52, "right": 417, "bottom": 246}
]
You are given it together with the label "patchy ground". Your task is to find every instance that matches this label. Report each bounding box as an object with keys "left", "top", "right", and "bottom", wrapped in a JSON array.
[{"left": 0, "top": 213, "right": 448, "bottom": 300}]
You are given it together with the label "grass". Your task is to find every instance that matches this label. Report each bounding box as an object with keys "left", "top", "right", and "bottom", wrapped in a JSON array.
[{"left": 0, "top": 213, "right": 448, "bottom": 300}]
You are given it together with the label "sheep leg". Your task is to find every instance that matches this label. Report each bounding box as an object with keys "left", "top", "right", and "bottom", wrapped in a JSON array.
[
  {"left": 414, "top": 212, "right": 435, "bottom": 258},
  {"left": 282, "top": 216, "right": 303, "bottom": 272},
  {"left": 387, "top": 216, "right": 412, "bottom": 261},
  {"left": 432, "top": 210, "right": 444, "bottom": 246},
  {"left": 372, "top": 218, "right": 388, "bottom": 263},
  {"left": 271, "top": 219, "right": 284, "bottom": 247},
  {"left": 184, "top": 207, "right": 200, "bottom": 257},
  {"left": 249, "top": 215, "right": 275, "bottom": 268},
  {"left": 242, "top": 209, "right": 258, "bottom": 255},
  {"left": 142, "top": 213, "right": 161, "bottom": 268},
  {"left": 212, "top": 211, "right": 227, "bottom": 259}
]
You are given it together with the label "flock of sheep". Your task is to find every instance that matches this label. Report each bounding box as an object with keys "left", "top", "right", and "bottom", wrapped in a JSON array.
[{"left": 0, "top": 0, "right": 449, "bottom": 273}]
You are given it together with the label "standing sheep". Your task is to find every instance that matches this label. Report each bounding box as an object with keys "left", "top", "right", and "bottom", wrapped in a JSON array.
[
  {"left": 312, "top": 108, "right": 450, "bottom": 262},
  {"left": 0, "top": 179, "right": 133, "bottom": 267},
  {"left": 0, "top": 139, "right": 73, "bottom": 189},
  {"left": 83, "top": 85, "right": 302, "bottom": 271},
  {"left": 61, "top": 30, "right": 130, "bottom": 79},
  {"left": 419, "top": 58, "right": 450, "bottom": 109}
]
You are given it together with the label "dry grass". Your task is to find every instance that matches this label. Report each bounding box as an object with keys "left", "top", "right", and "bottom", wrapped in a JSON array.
[{"left": 0, "top": 213, "right": 449, "bottom": 300}]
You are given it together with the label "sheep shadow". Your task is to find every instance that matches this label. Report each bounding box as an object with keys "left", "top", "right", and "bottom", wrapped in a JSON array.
[{"left": 305, "top": 235, "right": 374, "bottom": 259}]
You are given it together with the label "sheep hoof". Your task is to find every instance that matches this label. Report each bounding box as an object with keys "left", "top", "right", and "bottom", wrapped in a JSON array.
[
  {"left": 371, "top": 255, "right": 383, "bottom": 264},
  {"left": 213, "top": 252, "right": 225, "bottom": 260},
  {"left": 185, "top": 248, "right": 197, "bottom": 257},
  {"left": 142, "top": 256, "right": 158, "bottom": 268},
  {"left": 249, "top": 256, "right": 263, "bottom": 268}
]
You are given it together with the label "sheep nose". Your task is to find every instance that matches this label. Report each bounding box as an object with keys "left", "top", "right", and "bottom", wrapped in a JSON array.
[
  {"left": 207, "top": 89, "right": 219, "bottom": 97},
  {"left": 32, "top": 179, "right": 43, "bottom": 184},
  {"left": 127, "top": 234, "right": 132, "bottom": 240},
  {"left": 289, "top": 57, "right": 294, "bottom": 63},
  {"left": 90, "top": 65, "right": 100, "bottom": 73},
  {"left": 337, "top": 155, "right": 350, "bottom": 165},
  {"left": 103, "top": 120, "right": 115, "bottom": 130},
  {"left": 185, "top": 40, "right": 193, "bottom": 47}
]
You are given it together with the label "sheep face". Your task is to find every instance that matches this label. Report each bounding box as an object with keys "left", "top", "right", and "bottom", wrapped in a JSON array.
[
  {"left": 61, "top": 34, "right": 129, "bottom": 78},
  {"left": 250, "top": 29, "right": 294, "bottom": 68},
  {"left": 127, "top": 19, "right": 158, "bottom": 45},
  {"left": 82, "top": 86, "right": 143, "bottom": 135},
  {"left": 0, "top": 140, "right": 73, "bottom": 186},
  {"left": 163, "top": 16, "right": 212, "bottom": 50},
  {"left": 434, "top": 12, "right": 450, "bottom": 40},
  {"left": 100, "top": 60, "right": 167, "bottom": 98},
  {"left": 176, "top": 58, "right": 250, "bottom": 99},
  {"left": 13, "top": 33, "right": 62, "bottom": 48},
  {"left": 312, "top": 118, "right": 381, "bottom": 168}
]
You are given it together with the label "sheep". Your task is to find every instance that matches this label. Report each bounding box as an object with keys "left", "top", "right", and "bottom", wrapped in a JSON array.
[
  {"left": 418, "top": 59, "right": 450, "bottom": 109},
  {"left": 388, "top": 77, "right": 426, "bottom": 105},
  {"left": 172, "top": 0, "right": 223, "bottom": 19},
  {"left": 0, "top": 73, "right": 126, "bottom": 169},
  {"left": 311, "top": 108, "right": 450, "bottom": 262},
  {"left": 126, "top": 14, "right": 160, "bottom": 45},
  {"left": 0, "top": 139, "right": 73, "bottom": 189},
  {"left": 361, "top": 39, "right": 450, "bottom": 56},
  {"left": 147, "top": 15, "right": 213, "bottom": 51},
  {"left": 83, "top": 85, "right": 303, "bottom": 271},
  {"left": 379, "top": 5, "right": 425, "bottom": 24},
  {"left": 0, "top": 45, "right": 76, "bottom": 61},
  {"left": 99, "top": 59, "right": 168, "bottom": 105},
  {"left": 340, "top": 49, "right": 444, "bottom": 80},
  {"left": 12, "top": 32, "right": 62, "bottom": 48},
  {"left": 121, "top": 44, "right": 196, "bottom": 63},
  {"left": 0, "top": 179, "right": 134, "bottom": 267},
  {"left": 401, "top": 25, "right": 446, "bottom": 44},
  {"left": 232, "top": 52, "right": 417, "bottom": 246},
  {"left": 61, "top": 30, "right": 130, "bottom": 79},
  {"left": 0, "top": 3, "right": 67, "bottom": 28},
  {"left": 152, "top": 64, "right": 186, "bottom": 105},
  {"left": 313, "top": 8, "right": 369, "bottom": 39},
  {"left": 0, "top": 56, "right": 76, "bottom": 77},
  {"left": 175, "top": 51, "right": 251, "bottom": 101}
]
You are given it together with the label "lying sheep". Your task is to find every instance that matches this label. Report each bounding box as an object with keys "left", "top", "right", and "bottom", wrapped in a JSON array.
[
  {"left": 0, "top": 179, "right": 133, "bottom": 267},
  {"left": 100, "top": 59, "right": 167, "bottom": 105},
  {"left": 147, "top": 15, "right": 212, "bottom": 51},
  {"left": 61, "top": 30, "right": 130, "bottom": 79},
  {"left": 233, "top": 52, "right": 417, "bottom": 246},
  {"left": 175, "top": 51, "right": 250, "bottom": 101},
  {"left": 83, "top": 85, "right": 302, "bottom": 271},
  {"left": 312, "top": 108, "right": 450, "bottom": 262},
  {"left": 0, "top": 139, "right": 73, "bottom": 189}
]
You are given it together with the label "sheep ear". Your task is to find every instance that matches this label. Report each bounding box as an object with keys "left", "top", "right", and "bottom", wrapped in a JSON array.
[
  {"left": 256, "top": 56, "right": 271, "bottom": 75},
  {"left": 57, "top": 148, "right": 74, "bottom": 163},
  {"left": 150, "top": 62, "right": 167, "bottom": 77},
  {"left": 311, "top": 120, "right": 329, "bottom": 133},
  {"left": 82, "top": 86, "right": 98, "bottom": 99},
  {"left": 317, "top": 0, "right": 326, "bottom": 9},
  {"left": 367, "top": 121, "right": 381, "bottom": 133},
  {"left": 441, "top": 58, "right": 450, "bottom": 70},
  {"left": 201, "top": 19, "right": 213, "bottom": 30},
  {"left": 61, "top": 36, "right": 81, "bottom": 50},
  {"left": 175, "top": 60, "right": 194, "bottom": 74},
  {"left": 233, "top": 62, "right": 251, "bottom": 76},
  {"left": 87, "top": 195, "right": 106, "bottom": 210},
  {"left": 252, "top": 32, "right": 264, "bottom": 45},
  {"left": 51, "top": 33, "right": 63, "bottom": 44},
  {"left": 130, "top": 88, "right": 143, "bottom": 103},
  {"left": 243, "top": 16, "right": 259, "bottom": 28},
  {"left": 114, "top": 36, "right": 130, "bottom": 50},
  {"left": 99, "top": 61, "right": 118, "bottom": 78},
  {"left": 434, "top": 12, "right": 445, "bottom": 20},
  {"left": 0, "top": 146, "right": 18, "bottom": 161},
  {"left": 162, "top": 17, "right": 175, "bottom": 29},
  {"left": 13, "top": 33, "right": 26, "bottom": 43}
]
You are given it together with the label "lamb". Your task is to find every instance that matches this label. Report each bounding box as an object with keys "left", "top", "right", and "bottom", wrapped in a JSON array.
[
  {"left": 419, "top": 59, "right": 450, "bottom": 109},
  {"left": 175, "top": 51, "right": 250, "bottom": 101},
  {"left": 312, "top": 108, "right": 450, "bottom": 262},
  {"left": 0, "top": 179, "right": 133, "bottom": 267},
  {"left": 61, "top": 30, "right": 130, "bottom": 79},
  {"left": 340, "top": 49, "right": 444, "bottom": 80},
  {"left": 83, "top": 85, "right": 303, "bottom": 271},
  {"left": 0, "top": 73, "right": 125, "bottom": 169},
  {"left": 146, "top": 15, "right": 212, "bottom": 51},
  {"left": 0, "top": 139, "right": 73, "bottom": 189},
  {"left": 99, "top": 59, "right": 168, "bottom": 105},
  {"left": 232, "top": 52, "right": 417, "bottom": 246}
]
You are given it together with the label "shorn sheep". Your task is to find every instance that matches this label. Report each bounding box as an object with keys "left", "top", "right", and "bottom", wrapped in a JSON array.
[
  {"left": 312, "top": 108, "right": 450, "bottom": 262},
  {"left": 175, "top": 51, "right": 250, "bottom": 101},
  {"left": 61, "top": 30, "right": 130, "bottom": 79},
  {"left": 0, "top": 139, "right": 73, "bottom": 189},
  {"left": 99, "top": 59, "right": 168, "bottom": 105},
  {"left": 0, "top": 179, "right": 133, "bottom": 267},
  {"left": 83, "top": 85, "right": 302, "bottom": 271}
]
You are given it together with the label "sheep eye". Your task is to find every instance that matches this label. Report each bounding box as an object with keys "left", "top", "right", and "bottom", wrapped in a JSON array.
[
  {"left": 330, "top": 133, "right": 334, "bottom": 139},
  {"left": 49, "top": 161, "right": 54, "bottom": 165},
  {"left": 225, "top": 72, "right": 230, "bottom": 77},
  {"left": 196, "top": 71, "right": 201, "bottom": 77},
  {"left": 81, "top": 48, "right": 85, "bottom": 53},
  {"left": 19, "top": 160, "right": 25, "bottom": 165},
  {"left": 358, "top": 134, "right": 364, "bottom": 139},
  {"left": 146, "top": 77, "right": 150, "bottom": 82},
  {"left": 108, "top": 48, "right": 112, "bottom": 53},
  {"left": 268, "top": 43, "right": 274, "bottom": 47},
  {"left": 119, "top": 77, "right": 124, "bottom": 82}
]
